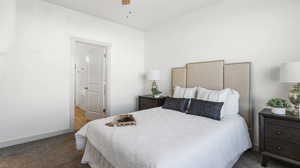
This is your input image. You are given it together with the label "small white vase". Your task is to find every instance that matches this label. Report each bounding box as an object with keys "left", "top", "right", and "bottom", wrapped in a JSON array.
[
  {"left": 271, "top": 108, "right": 286, "bottom": 115},
  {"left": 154, "top": 94, "right": 161, "bottom": 98}
]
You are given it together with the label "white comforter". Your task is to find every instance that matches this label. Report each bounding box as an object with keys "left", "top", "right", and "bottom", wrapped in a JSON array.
[{"left": 76, "top": 107, "right": 252, "bottom": 168}]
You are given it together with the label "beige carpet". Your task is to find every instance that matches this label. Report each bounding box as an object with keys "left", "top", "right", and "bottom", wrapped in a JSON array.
[{"left": 0, "top": 133, "right": 296, "bottom": 168}]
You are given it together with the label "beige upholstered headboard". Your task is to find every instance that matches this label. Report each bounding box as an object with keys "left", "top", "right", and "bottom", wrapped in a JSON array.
[
  {"left": 186, "top": 60, "right": 224, "bottom": 89},
  {"left": 171, "top": 60, "right": 253, "bottom": 138},
  {"left": 172, "top": 67, "right": 187, "bottom": 89}
]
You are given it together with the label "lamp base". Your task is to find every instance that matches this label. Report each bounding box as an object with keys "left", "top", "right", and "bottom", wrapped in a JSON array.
[
  {"left": 151, "top": 81, "right": 162, "bottom": 97},
  {"left": 291, "top": 109, "right": 299, "bottom": 117},
  {"left": 289, "top": 83, "right": 300, "bottom": 117},
  {"left": 292, "top": 105, "right": 300, "bottom": 117}
]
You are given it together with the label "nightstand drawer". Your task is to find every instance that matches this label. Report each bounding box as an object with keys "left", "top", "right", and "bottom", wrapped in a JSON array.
[
  {"left": 265, "top": 139, "right": 300, "bottom": 161},
  {"left": 140, "top": 99, "right": 158, "bottom": 109},
  {"left": 138, "top": 96, "right": 166, "bottom": 111},
  {"left": 265, "top": 118, "right": 300, "bottom": 129},
  {"left": 265, "top": 118, "right": 300, "bottom": 144},
  {"left": 265, "top": 124, "right": 300, "bottom": 144}
]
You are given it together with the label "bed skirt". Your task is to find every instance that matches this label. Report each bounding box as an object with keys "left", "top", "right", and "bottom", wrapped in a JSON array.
[
  {"left": 81, "top": 141, "right": 115, "bottom": 168},
  {"left": 81, "top": 142, "right": 240, "bottom": 168},
  {"left": 81, "top": 141, "right": 242, "bottom": 168}
]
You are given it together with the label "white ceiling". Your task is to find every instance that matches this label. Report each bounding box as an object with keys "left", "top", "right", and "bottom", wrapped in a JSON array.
[{"left": 45, "top": 0, "right": 215, "bottom": 30}]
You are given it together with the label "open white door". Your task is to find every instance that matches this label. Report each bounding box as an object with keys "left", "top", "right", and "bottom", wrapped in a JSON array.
[
  {"left": 75, "top": 42, "right": 106, "bottom": 120},
  {"left": 86, "top": 45, "right": 106, "bottom": 119}
]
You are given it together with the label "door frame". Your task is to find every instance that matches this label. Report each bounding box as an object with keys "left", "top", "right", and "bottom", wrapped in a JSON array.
[{"left": 70, "top": 37, "right": 111, "bottom": 130}]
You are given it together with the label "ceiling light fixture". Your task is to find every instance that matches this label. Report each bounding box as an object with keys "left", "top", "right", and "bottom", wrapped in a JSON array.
[{"left": 122, "top": 0, "right": 130, "bottom": 5}]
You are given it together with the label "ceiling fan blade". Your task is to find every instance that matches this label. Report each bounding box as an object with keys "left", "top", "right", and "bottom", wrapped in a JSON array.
[{"left": 122, "top": 0, "right": 130, "bottom": 5}]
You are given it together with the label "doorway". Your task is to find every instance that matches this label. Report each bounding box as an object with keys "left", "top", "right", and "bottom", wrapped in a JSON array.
[{"left": 72, "top": 39, "right": 109, "bottom": 130}]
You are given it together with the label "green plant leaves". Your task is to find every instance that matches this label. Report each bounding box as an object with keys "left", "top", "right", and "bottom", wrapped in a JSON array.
[{"left": 267, "top": 98, "right": 291, "bottom": 108}]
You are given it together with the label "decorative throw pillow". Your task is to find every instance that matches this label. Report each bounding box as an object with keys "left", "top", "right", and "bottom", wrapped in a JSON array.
[
  {"left": 188, "top": 99, "right": 224, "bottom": 121},
  {"left": 173, "top": 86, "right": 186, "bottom": 98},
  {"left": 162, "top": 97, "right": 189, "bottom": 112},
  {"left": 196, "top": 87, "right": 230, "bottom": 118}
]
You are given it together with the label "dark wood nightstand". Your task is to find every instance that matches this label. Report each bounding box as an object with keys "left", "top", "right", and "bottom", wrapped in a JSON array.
[
  {"left": 138, "top": 95, "right": 167, "bottom": 111},
  {"left": 259, "top": 108, "right": 300, "bottom": 167}
]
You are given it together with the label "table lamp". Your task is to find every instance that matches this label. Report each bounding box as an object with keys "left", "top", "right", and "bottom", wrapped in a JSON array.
[
  {"left": 147, "top": 70, "right": 162, "bottom": 98},
  {"left": 280, "top": 62, "right": 300, "bottom": 116}
]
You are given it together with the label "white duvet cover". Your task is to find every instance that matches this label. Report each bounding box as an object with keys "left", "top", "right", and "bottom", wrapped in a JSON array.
[{"left": 76, "top": 107, "right": 252, "bottom": 168}]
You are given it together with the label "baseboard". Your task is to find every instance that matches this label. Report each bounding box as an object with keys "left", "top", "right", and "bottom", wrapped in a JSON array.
[{"left": 0, "top": 129, "right": 74, "bottom": 149}]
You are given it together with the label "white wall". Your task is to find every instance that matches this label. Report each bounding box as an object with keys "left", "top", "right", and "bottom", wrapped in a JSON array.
[
  {"left": 145, "top": 0, "right": 300, "bottom": 145},
  {"left": 0, "top": 0, "right": 144, "bottom": 146},
  {"left": 0, "top": 0, "right": 16, "bottom": 53}
]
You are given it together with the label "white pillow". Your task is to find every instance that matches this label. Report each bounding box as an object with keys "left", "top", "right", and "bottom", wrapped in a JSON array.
[
  {"left": 196, "top": 87, "right": 210, "bottom": 99},
  {"left": 223, "top": 89, "right": 240, "bottom": 117},
  {"left": 197, "top": 87, "right": 229, "bottom": 102},
  {"left": 173, "top": 86, "right": 186, "bottom": 98},
  {"left": 196, "top": 87, "right": 230, "bottom": 118},
  {"left": 183, "top": 87, "right": 197, "bottom": 99}
]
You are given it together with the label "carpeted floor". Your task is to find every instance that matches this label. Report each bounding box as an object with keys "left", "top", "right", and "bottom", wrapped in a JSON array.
[{"left": 0, "top": 133, "right": 296, "bottom": 168}]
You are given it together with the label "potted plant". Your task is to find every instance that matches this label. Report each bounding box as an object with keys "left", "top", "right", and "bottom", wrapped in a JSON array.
[
  {"left": 151, "top": 87, "right": 162, "bottom": 98},
  {"left": 267, "top": 98, "right": 290, "bottom": 115}
]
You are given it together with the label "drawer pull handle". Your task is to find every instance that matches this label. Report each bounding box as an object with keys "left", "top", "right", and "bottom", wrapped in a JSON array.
[
  {"left": 277, "top": 146, "right": 281, "bottom": 150},
  {"left": 276, "top": 131, "right": 281, "bottom": 135}
]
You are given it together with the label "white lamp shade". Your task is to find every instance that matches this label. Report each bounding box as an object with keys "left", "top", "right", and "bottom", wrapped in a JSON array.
[
  {"left": 147, "top": 70, "right": 160, "bottom": 81},
  {"left": 280, "top": 62, "right": 300, "bottom": 83}
]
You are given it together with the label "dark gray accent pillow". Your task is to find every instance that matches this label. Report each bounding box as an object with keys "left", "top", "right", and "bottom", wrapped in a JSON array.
[
  {"left": 162, "top": 97, "right": 189, "bottom": 112},
  {"left": 187, "top": 99, "right": 224, "bottom": 121}
]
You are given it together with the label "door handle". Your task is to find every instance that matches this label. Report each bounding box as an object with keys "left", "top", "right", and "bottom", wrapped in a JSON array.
[{"left": 84, "top": 87, "right": 88, "bottom": 90}]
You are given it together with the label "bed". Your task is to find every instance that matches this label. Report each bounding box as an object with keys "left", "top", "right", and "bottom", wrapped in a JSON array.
[{"left": 76, "top": 60, "right": 253, "bottom": 168}]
